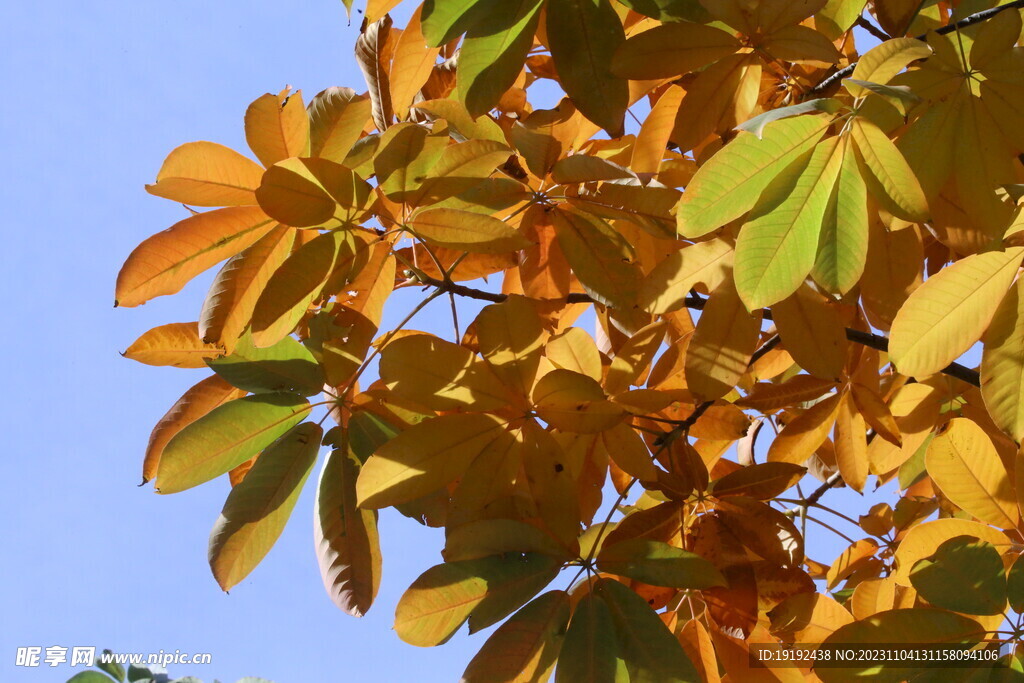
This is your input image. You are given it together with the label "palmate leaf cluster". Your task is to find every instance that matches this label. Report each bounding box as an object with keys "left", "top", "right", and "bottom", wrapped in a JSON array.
[{"left": 116, "top": 0, "right": 1024, "bottom": 679}]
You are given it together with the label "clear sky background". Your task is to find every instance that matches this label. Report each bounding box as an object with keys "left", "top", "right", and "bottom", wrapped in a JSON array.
[{"left": 2, "top": 3, "right": 903, "bottom": 682}]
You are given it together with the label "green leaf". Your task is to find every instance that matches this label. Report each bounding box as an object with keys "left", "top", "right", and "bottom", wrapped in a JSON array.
[
  {"left": 551, "top": 208, "right": 641, "bottom": 309},
  {"left": 209, "top": 422, "right": 321, "bottom": 590},
  {"left": 127, "top": 664, "right": 155, "bottom": 682},
  {"left": 156, "top": 393, "right": 311, "bottom": 494},
  {"left": 394, "top": 553, "right": 562, "bottom": 646},
  {"left": 735, "top": 98, "right": 843, "bottom": 139},
  {"left": 67, "top": 673, "right": 118, "bottom": 683},
  {"left": 676, "top": 115, "right": 830, "bottom": 238},
  {"left": 816, "top": 0, "right": 867, "bottom": 39},
  {"left": 596, "top": 539, "right": 726, "bottom": 589},
  {"left": 98, "top": 651, "right": 126, "bottom": 682},
  {"left": 314, "top": 444, "right": 381, "bottom": 616},
  {"left": 556, "top": 591, "right": 620, "bottom": 683},
  {"left": 818, "top": 608, "right": 984, "bottom": 683},
  {"left": 850, "top": 119, "right": 928, "bottom": 222},
  {"left": 1008, "top": 553, "right": 1024, "bottom": 613},
  {"left": 462, "top": 591, "right": 571, "bottom": 683},
  {"left": 811, "top": 137, "right": 868, "bottom": 295},
  {"left": 409, "top": 207, "right": 533, "bottom": 253},
  {"left": 734, "top": 136, "right": 843, "bottom": 310},
  {"left": 910, "top": 536, "right": 1007, "bottom": 616},
  {"left": 207, "top": 334, "right": 324, "bottom": 396},
  {"left": 346, "top": 411, "right": 400, "bottom": 463},
  {"left": 373, "top": 122, "right": 450, "bottom": 202},
  {"left": 421, "top": 0, "right": 486, "bottom": 45},
  {"left": 597, "top": 578, "right": 700, "bottom": 683},
  {"left": 457, "top": 0, "right": 544, "bottom": 118},
  {"left": 547, "top": 0, "right": 629, "bottom": 135},
  {"left": 613, "top": 0, "right": 709, "bottom": 22}
]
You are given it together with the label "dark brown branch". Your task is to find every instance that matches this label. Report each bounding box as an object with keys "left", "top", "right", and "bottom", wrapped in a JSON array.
[
  {"left": 855, "top": 16, "right": 890, "bottom": 42},
  {"left": 416, "top": 274, "right": 981, "bottom": 387},
  {"left": 807, "top": 0, "right": 1024, "bottom": 97}
]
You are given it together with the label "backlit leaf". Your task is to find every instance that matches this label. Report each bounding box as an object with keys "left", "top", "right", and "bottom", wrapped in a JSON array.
[
  {"left": 925, "top": 418, "right": 1018, "bottom": 529},
  {"left": 550, "top": 208, "right": 641, "bottom": 309},
  {"left": 612, "top": 21, "right": 739, "bottom": 80},
  {"left": 207, "top": 334, "right": 324, "bottom": 396},
  {"left": 356, "top": 413, "right": 510, "bottom": 509},
  {"left": 209, "top": 422, "right": 321, "bottom": 590},
  {"left": 156, "top": 393, "right": 311, "bottom": 494},
  {"left": 409, "top": 207, "right": 532, "bottom": 253},
  {"left": 734, "top": 136, "right": 843, "bottom": 310},
  {"left": 676, "top": 115, "right": 829, "bottom": 238},
  {"left": 123, "top": 322, "right": 224, "bottom": 368},
  {"left": 308, "top": 87, "right": 373, "bottom": 163},
  {"left": 850, "top": 119, "right": 928, "bottom": 223},
  {"left": 685, "top": 277, "right": 762, "bottom": 400},
  {"left": 244, "top": 90, "right": 310, "bottom": 167},
  {"left": 145, "top": 141, "right": 265, "bottom": 207},
  {"left": 555, "top": 591, "right": 619, "bottom": 683},
  {"left": 115, "top": 206, "right": 276, "bottom": 308},
  {"left": 981, "top": 277, "right": 1024, "bottom": 442},
  {"left": 889, "top": 248, "right": 1024, "bottom": 378}
]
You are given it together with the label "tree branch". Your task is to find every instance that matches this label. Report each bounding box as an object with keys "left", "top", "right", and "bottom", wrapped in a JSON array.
[
  {"left": 414, "top": 274, "right": 981, "bottom": 387},
  {"left": 807, "top": 0, "right": 1024, "bottom": 97}
]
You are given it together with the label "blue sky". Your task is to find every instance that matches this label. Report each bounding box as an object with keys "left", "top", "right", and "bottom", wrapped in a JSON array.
[{"left": 1, "top": 3, "right": 907, "bottom": 682}]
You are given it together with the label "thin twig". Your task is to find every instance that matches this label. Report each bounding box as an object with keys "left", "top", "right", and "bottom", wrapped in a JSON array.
[
  {"left": 414, "top": 274, "right": 982, "bottom": 387},
  {"left": 855, "top": 16, "right": 890, "bottom": 42},
  {"left": 806, "top": 1, "right": 1024, "bottom": 97}
]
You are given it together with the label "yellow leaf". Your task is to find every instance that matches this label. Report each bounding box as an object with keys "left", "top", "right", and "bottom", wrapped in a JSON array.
[
  {"left": 244, "top": 90, "right": 310, "bottom": 168},
  {"left": 394, "top": 553, "right": 562, "bottom": 646},
  {"left": 771, "top": 285, "right": 849, "bottom": 381},
  {"left": 769, "top": 593, "right": 853, "bottom": 645},
  {"left": 411, "top": 99, "right": 507, "bottom": 144},
  {"left": 889, "top": 248, "right": 1024, "bottom": 377},
  {"left": 639, "top": 239, "right": 734, "bottom": 315},
  {"left": 849, "top": 383, "right": 902, "bottom": 447},
  {"left": 826, "top": 538, "right": 880, "bottom": 589},
  {"left": 685, "top": 278, "right": 762, "bottom": 401},
  {"left": 199, "top": 226, "right": 296, "bottom": 354},
  {"left": 533, "top": 369, "right": 625, "bottom": 434},
  {"left": 379, "top": 334, "right": 515, "bottom": 412},
  {"left": 925, "top": 417, "right": 1018, "bottom": 529},
  {"left": 850, "top": 576, "right": 897, "bottom": 619},
  {"left": 550, "top": 208, "right": 642, "bottom": 309},
  {"left": 611, "top": 21, "right": 740, "bottom": 79},
  {"left": 734, "top": 136, "right": 843, "bottom": 310},
  {"left": 811, "top": 134, "right": 868, "bottom": 296},
  {"left": 982, "top": 277, "right": 1024, "bottom": 442},
  {"left": 605, "top": 320, "right": 667, "bottom": 395},
  {"left": 356, "top": 413, "right": 510, "bottom": 509},
  {"left": 847, "top": 37, "right": 932, "bottom": 98},
  {"left": 630, "top": 85, "right": 684, "bottom": 179},
  {"left": 374, "top": 121, "right": 450, "bottom": 202},
  {"left": 475, "top": 296, "right": 546, "bottom": 400},
  {"left": 249, "top": 231, "right": 354, "bottom": 348},
  {"left": 873, "top": 0, "right": 927, "bottom": 36},
  {"left": 545, "top": 327, "right": 603, "bottom": 382},
  {"left": 255, "top": 157, "right": 373, "bottom": 228},
  {"left": 115, "top": 206, "right": 276, "bottom": 308},
  {"left": 308, "top": 87, "right": 373, "bottom": 162},
  {"left": 764, "top": 24, "right": 840, "bottom": 65},
  {"left": 767, "top": 393, "right": 841, "bottom": 465},
  {"left": 145, "top": 141, "right": 264, "bottom": 207},
  {"left": 209, "top": 422, "right": 320, "bottom": 590},
  {"left": 389, "top": 7, "right": 440, "bottom": 121},
  {"left": 676, "top": 114, "right": 830, "bottom": 238},
  {"left": 462, "top": 591, "right": 570, "bottom": 683},
  {"left": 601, "top": 422, "right": 658, "bottom": 481},
  {"left": 736, "top": 375, "right": 837, "bottom": 411},
  {"left": 409, "top": 207, "right": 532, "bottom": 254},
  {"left": 670, "top": 53, "right": 762, "bottom": 155},
  {"left": 835, "top": 391, "right": 869, "bottom": 492},
  {"left": 891, "top": 518, "right": 1011, "bottom": 586},
  {"left": 408, "top": 139, "right": 513, "bottom": 207},
  {"left": 143, "top": 375, "right": 247, "bottom": 483},
  {"left": 123, "top": 321, "right": 224, "bottom": 368},
  {"left": 850, "top": 119, "right": 928, "bottom": 222}
]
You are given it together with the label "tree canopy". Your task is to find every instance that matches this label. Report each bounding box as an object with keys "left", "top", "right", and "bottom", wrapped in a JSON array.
[{"left": 117, "top": 0, "right": 1024, "bottom": 679}]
